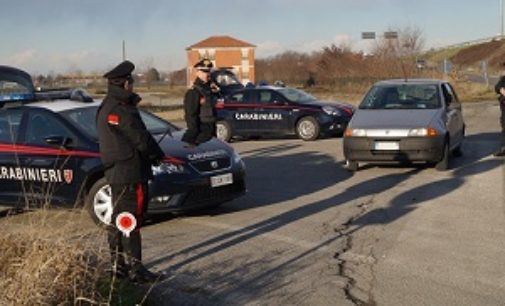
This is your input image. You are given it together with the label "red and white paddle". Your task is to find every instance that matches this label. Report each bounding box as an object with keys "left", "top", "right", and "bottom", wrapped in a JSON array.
[{"left": 115, "top": 212, "right": 137, "bottom": 237}]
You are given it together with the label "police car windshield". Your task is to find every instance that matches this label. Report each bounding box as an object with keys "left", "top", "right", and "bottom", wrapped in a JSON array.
[
  {"left": 277, "top": 88, "right": 317, "bottom": 103},
  {"left": 213, "top": 71, "right": 241, "bottom": 86},
  {"left": 61, "top": 106, "right": 177, "bottom": 140}
]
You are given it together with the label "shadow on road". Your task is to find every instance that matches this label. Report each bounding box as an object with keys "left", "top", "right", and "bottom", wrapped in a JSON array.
[
  {"left": 147, "top": 132, "right": 503, "bottom": 302},
  {"left": 348, "top": 131, "right": 504, "bottom": 231}
]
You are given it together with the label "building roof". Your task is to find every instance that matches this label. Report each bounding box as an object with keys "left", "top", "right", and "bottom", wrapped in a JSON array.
[{"left": 187, "top": 35, "right": 255, "bottom": 50}]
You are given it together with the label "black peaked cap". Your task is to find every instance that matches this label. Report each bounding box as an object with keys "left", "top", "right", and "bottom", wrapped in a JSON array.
[{"left": 103, "top": 60, "right": 135, "bottom": 79}]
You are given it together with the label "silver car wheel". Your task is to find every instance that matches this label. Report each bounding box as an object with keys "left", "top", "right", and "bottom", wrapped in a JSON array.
[{"left": 93, "top": 184, "right": 112, "bottom": 225}]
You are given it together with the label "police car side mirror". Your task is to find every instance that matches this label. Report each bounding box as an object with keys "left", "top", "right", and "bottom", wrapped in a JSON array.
[{"left": 45, "top": 136, "right": 73, "bottom": 149}]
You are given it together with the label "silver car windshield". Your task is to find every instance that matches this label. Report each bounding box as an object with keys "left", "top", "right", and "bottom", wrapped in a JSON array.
[{"left": 359, "top": 84, "right": 441, "bottom": 110}]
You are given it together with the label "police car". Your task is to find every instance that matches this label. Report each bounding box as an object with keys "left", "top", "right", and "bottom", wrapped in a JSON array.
[
  {"left": 0, "top": 66, "right": 246, "bottom": 225},
  {"left": 210, "top": 68, "right": 244, "bottom": 97},
  {"left": 215, "top": 86, "right": 354, "bottom": 141}
]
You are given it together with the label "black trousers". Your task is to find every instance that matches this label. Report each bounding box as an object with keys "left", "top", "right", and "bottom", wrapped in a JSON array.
[
  {"left": 195, "top": 122, "right": 216, "bottom": 144},
  {"left": 501, "top": 102, "right": 505, "bottom": 147},
  {"left": 182, "top": 122, "right": 216, "bottom": 145},
  {"left": 108, "top": 182, "right": 148, "bottom": 274}
]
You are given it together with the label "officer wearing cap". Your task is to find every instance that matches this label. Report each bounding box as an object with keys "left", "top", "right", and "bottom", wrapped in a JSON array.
[
  {"left": 96, "top": 60, "right": 165, "bottom": 283},
  {"left": 494, "top": 61, "right": 505, "bottom": 156},
  {"left": 182, "top": 58, "right": 219, "bottom": 145}
]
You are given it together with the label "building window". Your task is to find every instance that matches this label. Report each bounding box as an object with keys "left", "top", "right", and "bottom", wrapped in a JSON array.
[
  {"left": 241, "top": 60, "right": 249, "bottom": 72},
  {"left": 241, "top": 48, "right": 249, "bottom": 60},
  {"left": 198, "top": 49, "right": 216, "bottom": 60}
]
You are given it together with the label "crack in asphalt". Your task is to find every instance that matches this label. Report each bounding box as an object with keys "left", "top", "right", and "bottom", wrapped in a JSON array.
[{"left": 334, "top": 196, "right": 378, "bottom": 306}]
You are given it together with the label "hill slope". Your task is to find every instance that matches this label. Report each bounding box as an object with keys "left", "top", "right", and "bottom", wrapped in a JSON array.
[{"left": 426, "top": 39, "right": 505, "bottom": 70}]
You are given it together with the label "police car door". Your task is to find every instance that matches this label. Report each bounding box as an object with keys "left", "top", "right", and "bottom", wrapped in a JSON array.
[
  {"left": 18, "top": 109, "right": 81, "bottom": 207},
  {"left": 256, "top": 90, "right": 291, "bottom": 134},
  {"left": 0, "top": 108, "right": 25, "bottom": 205},
  {"left": 228, "top": 90, "right": 257, "bottom": 133}
]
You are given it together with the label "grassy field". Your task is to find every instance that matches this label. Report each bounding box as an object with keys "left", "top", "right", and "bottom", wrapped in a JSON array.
[{"left": 0, "top": 209, "right": 156, "bottom": 305}]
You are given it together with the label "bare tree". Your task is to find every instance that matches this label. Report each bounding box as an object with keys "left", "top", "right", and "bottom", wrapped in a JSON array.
[{"left": 370, "top": 25, "right": 426, "bottom": 78}]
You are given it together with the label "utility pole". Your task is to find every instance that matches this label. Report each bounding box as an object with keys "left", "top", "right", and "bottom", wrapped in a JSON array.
[
  {"left": 122, "top": 40, "right": 126, "bottom": 61},
  {"left": 501, "top": 0, "right": 504, "bottom": 37}
]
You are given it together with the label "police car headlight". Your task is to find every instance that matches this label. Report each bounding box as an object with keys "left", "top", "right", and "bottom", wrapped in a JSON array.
[
  {"left": 152, "top": 162, "right": 185, "bottom": 175},
  {"left": 232, "top": 151, "right": 242, "bottom": 163},
  {"left": 322, "top": 106, "right": 341, "bottom": 116}
]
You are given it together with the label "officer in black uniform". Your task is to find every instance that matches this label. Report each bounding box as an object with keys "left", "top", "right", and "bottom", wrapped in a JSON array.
[
  {"left": 494, "top": 61, "right": 505, "bottom": 156},
  {"left": 182, "top": 58, "right": 219, "bottom": 146},
  {"left": 96, "top": 60, "right": 165, "bottom": 282}
]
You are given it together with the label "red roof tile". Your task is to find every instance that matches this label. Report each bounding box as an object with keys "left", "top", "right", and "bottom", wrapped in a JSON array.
[{"left": 187, "top": 35, "right": 255, "bottom": 49}]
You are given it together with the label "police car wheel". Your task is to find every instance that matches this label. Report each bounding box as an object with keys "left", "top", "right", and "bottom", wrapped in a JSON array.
[
  {"left": 296, "top": 117, "right": 320, "bottom": 141},
  {"left": 216, "top": 121, "right": 232, "bottom": 142},
  {"left": 85, "top": 178, "right": 113, "bottom": 226}
]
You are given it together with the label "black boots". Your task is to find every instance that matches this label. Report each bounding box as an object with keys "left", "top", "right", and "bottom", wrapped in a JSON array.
[
  {"left": 128, "top": 265, "right": 166, "bottom": 283},
  {"left": 493, "top": 147, "right": 505, "bottom": 157}
]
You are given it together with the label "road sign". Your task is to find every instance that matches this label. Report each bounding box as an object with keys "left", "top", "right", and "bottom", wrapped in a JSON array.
[
  {"left": 384, "top": 31, "right": 398, "bottom": 39},
  {"left": 362, "top": 32, "right": 376, "bottom": 39}
]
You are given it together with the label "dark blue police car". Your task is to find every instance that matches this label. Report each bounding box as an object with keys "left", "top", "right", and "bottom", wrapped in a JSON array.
[
  {"left": 215, "top": 86, "right": 354, "bottom": 141},
  {"left": 0, "top": 66, "right": 246, "bottom": 225}
]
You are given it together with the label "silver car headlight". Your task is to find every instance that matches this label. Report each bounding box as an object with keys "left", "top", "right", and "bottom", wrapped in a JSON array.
[
  {"left": 152, "top": 162, "right": 185, "bottom": 175},
  {"left": 408, "top": 127, "right": 438, "bottom": 137},
  {"left": 322, "top": 106, "right": 341, "bottom": 116},
  {"left": 344, "top": 128, "right": 367, "bottom": 137}
]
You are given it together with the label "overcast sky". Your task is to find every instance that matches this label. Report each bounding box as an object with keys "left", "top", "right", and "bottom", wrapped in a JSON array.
[{"left": 0, "top": 0, "right": 501, "bottom": 74}]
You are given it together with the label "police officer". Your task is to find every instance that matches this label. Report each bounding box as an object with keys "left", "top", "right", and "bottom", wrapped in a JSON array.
[
  {"left": 96, "top": 60, "right": 165, "bottom": 282},
  {"left": 182, "top": 58, "right": 219, "bottom": 146},
  {"left": 494, "top": 61, "right": 505, "bottom": 156}
]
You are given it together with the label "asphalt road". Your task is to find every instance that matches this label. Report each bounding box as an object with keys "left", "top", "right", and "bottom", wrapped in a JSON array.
[{"left": 141, "top": 101, "right": 505, "bottom": 305}]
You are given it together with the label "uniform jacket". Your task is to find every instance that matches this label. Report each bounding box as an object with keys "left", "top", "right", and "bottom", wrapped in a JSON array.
[
  {"left": 96, "top": 85, "right": 164, "bottom": 184},
  {"left": 182, "top": 78, "right": 217, "bottom": 144},
  {"left": 495, "top": 75, "right": 505, "bottom": 103}
]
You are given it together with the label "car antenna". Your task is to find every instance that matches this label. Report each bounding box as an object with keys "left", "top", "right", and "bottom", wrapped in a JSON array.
[{"left": 157, "top": 126, "right": 172, "bottom": 144}]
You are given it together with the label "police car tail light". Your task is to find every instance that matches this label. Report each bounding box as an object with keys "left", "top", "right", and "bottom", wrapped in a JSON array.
[
  {"left": 408, "top": 127, "right": 438, "bottom": 137},
  {"left": 345, "top": 128, "right": 366, "bottom": 137}
]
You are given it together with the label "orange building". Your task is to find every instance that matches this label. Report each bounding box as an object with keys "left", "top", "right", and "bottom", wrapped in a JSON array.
[{"left": 186, "top": 35, "right": 256, "bottom": 87}]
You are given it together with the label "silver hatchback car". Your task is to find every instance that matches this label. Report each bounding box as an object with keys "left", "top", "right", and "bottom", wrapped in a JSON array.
[{"left": 343, "top": 79, "right": 465, "bottom": 171}]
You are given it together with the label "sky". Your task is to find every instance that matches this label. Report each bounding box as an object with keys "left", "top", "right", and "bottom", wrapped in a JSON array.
[{"left": 0, "top": 0, "right": 502, "bottom": 75}]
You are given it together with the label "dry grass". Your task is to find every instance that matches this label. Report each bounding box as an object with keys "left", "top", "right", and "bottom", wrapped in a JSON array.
[{"left": 0, "top": 209, "right": 146, "bottom": 305}]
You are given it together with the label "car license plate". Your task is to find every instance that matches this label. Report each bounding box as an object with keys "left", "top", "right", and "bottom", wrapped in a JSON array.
[
  {"left": 374, "top": 141, "right": 399, "bottom": 150},
  {"left": 210, "top": 173, "right": 233, "bottom": 187}
]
